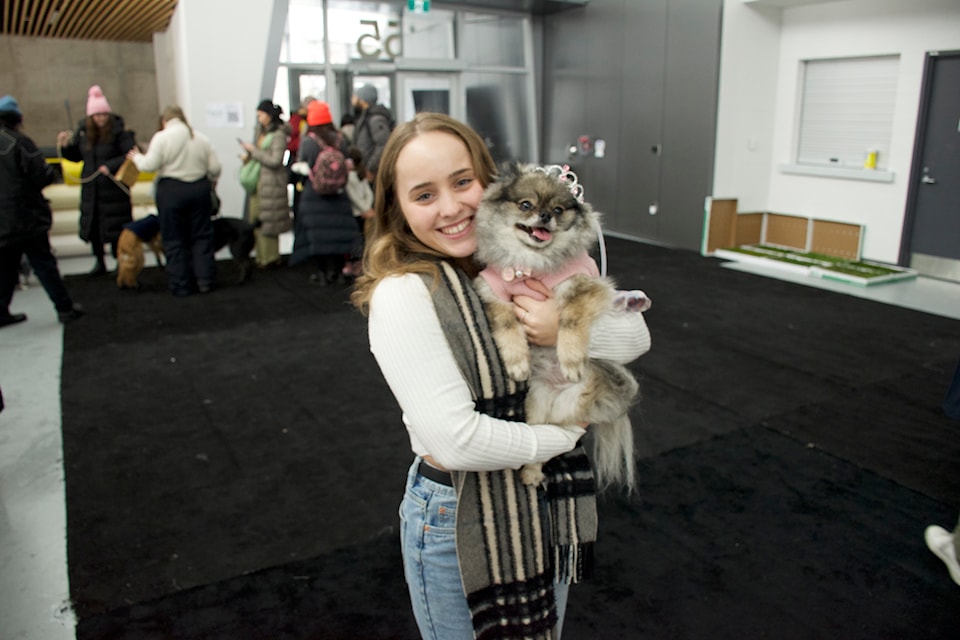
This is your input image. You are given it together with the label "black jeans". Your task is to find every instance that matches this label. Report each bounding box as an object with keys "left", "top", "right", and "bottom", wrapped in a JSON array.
[
  {"left": 156, "top": 177, "right": 215, "bottom": 296},
  {"left": 0, "top": 233, "right": 74, "bottom": 314}
]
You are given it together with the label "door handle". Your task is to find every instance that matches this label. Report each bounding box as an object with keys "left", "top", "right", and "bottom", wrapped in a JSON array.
[{"left": 921, "top": 175, "right": 937, "bottom": 184}]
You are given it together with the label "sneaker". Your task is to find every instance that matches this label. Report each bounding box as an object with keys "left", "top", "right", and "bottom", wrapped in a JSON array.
[
  {"left": 58, "top": 304, "right": 86, "bottom": 324},
  {"left": 88, "top": 261, "right": 107, "bottom": 277},
  {"left": 0, "top": 312, "right": 27, "bottom": 328},
  {"left": 925, "top": 525, "right": 960, "bottom": 586}
]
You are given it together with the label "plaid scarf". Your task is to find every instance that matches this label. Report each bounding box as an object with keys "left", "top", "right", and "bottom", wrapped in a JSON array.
[{"left": 425, "top": 262, "right": 598, "bottom": 640}]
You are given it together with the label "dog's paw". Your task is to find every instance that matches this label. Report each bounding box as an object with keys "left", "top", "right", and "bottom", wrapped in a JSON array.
[
  {"left": 520, "top": 464, "right": 545, "bottom": 486},
  {"left": 612, "top": 290, "right": 652, "bottom": 313},
  {"left": 504, "top": 357, "right": 531, "bottom": 382},
  {"left": 559, "top": 359, "right": 586, "bottom": 383}
]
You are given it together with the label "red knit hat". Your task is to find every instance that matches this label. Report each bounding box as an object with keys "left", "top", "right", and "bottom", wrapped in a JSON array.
[{"left": 306, "top": 100, "right": 332, "bottom": 126}]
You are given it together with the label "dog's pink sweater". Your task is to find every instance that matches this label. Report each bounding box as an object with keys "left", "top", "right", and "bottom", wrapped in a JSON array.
[{"left": 478, "top": 251, "right": 599, "bottom": 301}]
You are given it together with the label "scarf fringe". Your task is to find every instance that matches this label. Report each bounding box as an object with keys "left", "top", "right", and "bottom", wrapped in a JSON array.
[{"left": 553, "top": 542, "right": 595, "bottom": 584}]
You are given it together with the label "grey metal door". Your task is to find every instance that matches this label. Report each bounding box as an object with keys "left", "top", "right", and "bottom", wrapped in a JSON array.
[
  {"left": 905, "top": 51, "right": 960, "bottom": 282},
  {"left": 615, "top": 0, "right": 668, "bottom": 239},
  {"left": 540, "top": 0, "right": 721, "bottom": 251}
]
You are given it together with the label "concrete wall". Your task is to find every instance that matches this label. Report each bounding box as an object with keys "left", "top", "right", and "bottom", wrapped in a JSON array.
[
  {"left": 716, "top": 0, "right": 960, "bottom": 263},
  {"left": 0, "top": 34, "right": 159, "bottom": 150}
]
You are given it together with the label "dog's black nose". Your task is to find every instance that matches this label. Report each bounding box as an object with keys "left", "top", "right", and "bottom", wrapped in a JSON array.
[{"left": 539, "top": 210, "right": 553, "bottom": 224}]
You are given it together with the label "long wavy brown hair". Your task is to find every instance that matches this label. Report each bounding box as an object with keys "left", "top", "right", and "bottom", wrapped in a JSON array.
[
  {"left": 350, "top": 112, "right": 496, "bottom": 315},
  {"left": 84, "top": 114, "right": 115, "bottom": 148}
]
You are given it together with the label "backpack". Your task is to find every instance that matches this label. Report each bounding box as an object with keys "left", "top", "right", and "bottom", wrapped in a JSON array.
[{"left": 306, "top": 132, "right": 349, "bottom": 195}]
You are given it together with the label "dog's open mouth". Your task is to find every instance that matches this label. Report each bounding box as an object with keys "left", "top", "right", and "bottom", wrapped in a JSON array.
[{"left": 517, "top": 223, "right": 552, "bottom": 243}]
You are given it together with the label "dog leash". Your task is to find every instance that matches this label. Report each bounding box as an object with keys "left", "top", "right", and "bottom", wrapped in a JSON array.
[{"left": 56, "top": 144, "right": 131, "bottom": 197}]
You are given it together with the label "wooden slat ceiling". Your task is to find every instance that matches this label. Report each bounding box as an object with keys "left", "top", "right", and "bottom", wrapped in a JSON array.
[{"left": 2, "top": 0, "right": 178, "bottom": 43}]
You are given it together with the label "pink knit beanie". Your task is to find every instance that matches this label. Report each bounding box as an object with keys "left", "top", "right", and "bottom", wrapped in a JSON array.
[{"left": 86, "top": 85, "right": 112, "bottom": 116}]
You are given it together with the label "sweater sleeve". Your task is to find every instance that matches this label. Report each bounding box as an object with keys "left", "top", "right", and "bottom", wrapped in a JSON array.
[
  {"left": 369, "top": 274, "right": 585, "bottom": 472},
  {"left": 588, "top": 308, "right": 652, "bottom": 364},
  {"left": 132, "top": 130, "right": 166, "bottom": 173}
]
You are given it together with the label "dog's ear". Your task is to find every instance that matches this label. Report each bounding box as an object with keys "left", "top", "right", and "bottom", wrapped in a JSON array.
[{"left": 496, "top": 161, "right": 524, "bottom": 184}]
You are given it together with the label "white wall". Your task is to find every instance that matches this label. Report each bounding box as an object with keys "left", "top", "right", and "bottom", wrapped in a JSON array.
[
  {"left": 713, "top": 1, "right": 782, "bottom": 212},
  {"left": 716, "top": 0, "right": 960, "bottom": 263},
  {"left": 150, "top": 0, "right": 288, "bottom": 222}
]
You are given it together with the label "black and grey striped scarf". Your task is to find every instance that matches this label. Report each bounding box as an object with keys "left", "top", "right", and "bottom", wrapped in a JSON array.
[{"left": 425, "top": 261, "right": 598, "bottom": 640}]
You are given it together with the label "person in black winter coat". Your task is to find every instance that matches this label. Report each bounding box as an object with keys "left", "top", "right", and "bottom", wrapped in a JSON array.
[
  {"left": 351, "top": 84, "right": 393, "bottom": 184},
  {"left": 0, "top": 95, "right": 84, "bottom": 328},
  {"left": 57, "top": 85, "right": 137, "bottom": 276},
  {"left": 289, "top": 100, "right": 359, "bottom": 285}
]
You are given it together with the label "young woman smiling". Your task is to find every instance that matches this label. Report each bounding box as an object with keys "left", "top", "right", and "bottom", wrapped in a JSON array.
[{"left": 351, "top": 112, "right": 651, "bottom": 639}]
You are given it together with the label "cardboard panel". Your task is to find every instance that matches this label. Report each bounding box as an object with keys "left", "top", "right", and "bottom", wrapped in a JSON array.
[
  {"left": 765, "top": 213, "right": 808, "bottom": 250},
  {"left": 736, "top": 212, "right": 764, "bottom": 246},
  {"left": 705, "top": 198, "right": 739, "bottom": 253},
  {"left": 811, "top": 220, "right": 862, "bottom": 260}
]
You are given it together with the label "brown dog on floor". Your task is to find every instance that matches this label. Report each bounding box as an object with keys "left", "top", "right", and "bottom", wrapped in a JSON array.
[{"left": 117, "top": 215, "right": 164, "bottom": 289}]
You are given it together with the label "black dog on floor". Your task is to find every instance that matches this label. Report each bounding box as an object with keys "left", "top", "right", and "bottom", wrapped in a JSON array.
[{"left": 212, "top": 217, "right": 256, "bottom": 285}]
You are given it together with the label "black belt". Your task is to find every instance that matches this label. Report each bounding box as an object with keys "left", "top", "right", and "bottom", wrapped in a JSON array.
[{"left": 417, "top": 460, "right": 453, "bottom": 486}]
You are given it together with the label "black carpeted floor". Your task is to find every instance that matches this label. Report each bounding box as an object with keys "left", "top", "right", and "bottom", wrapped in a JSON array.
[{"left": 61, "top": 239, "right": 960, "bottom": 639}]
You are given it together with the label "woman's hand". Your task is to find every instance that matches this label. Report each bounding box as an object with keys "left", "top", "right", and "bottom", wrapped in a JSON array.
[
  {"left": 125, "top": 148, "right": 139, "bottom": 161},
  {"left": 240, "top": 141, "right": 254, "bottom": 153},
  {"left": 513, "top": 279, "right": 559, "bottom": 347},
  {"left": 56, "top": 131, "right": 72, "bottom": 147},
  {"left": 97, "top": 165, "right": 110, "bottom": 175}
]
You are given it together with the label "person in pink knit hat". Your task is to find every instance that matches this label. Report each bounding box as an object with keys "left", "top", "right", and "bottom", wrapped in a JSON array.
[{"left": 56, "top": 85, "right": 138, "bottom": 276}]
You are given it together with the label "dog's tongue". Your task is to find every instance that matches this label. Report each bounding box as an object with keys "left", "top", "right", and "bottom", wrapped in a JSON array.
[{"left": 532, "top": 227, "right": 552, "bottom": 242}]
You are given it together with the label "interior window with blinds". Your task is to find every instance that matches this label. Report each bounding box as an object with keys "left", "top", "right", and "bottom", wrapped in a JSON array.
[{"left": 796, "top": 55, "right": 899, "bottom": 170}]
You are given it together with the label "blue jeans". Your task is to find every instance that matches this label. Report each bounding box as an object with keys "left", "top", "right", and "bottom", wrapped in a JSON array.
[{"left": 399, "top": 457, "right": 569, "bottom": 639}]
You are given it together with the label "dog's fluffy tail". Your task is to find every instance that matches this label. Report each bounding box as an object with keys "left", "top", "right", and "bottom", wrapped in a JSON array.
[{"left": 592, "top": 413, "right": 636, "bottom": 494}]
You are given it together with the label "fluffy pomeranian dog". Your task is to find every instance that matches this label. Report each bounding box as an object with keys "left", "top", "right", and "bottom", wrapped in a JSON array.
[
  {"left": 474, "top": 162, "right": 644, "bottom": 491},
  {"left": 116, "top": 215, "right": 256, "bottom": 289}
]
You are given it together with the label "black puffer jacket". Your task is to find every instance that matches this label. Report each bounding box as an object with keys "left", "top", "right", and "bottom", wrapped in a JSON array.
[
  {"left": 60, "top": 114, "right": 137, "bottom": 244},
  {"left": 0, "top": 124, "right": 56, "bottom": 247},
  {"left": 289, "top": 134, "right": 359, "bottom": 266}
]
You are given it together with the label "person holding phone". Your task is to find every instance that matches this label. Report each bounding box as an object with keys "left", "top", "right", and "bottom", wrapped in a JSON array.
[{"left": 238, "top": 100, "right": 290, "bottom": 269}]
